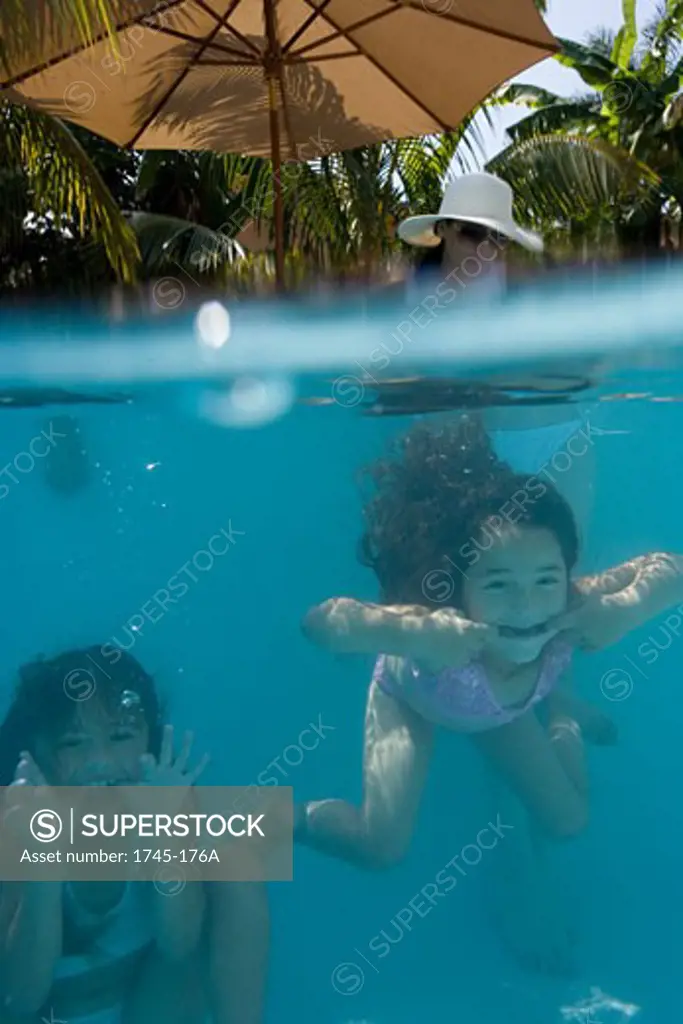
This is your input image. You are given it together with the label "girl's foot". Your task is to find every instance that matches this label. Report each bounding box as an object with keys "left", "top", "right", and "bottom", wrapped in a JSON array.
[
  {"left": 485, "top": 779, "right": 578, "bottom": 976},
  {"left": 491, "top": 855, "right": 578, "bottom": 976},
  {"left": 570, "top": 697, "right": 618, "bottom": 746}
]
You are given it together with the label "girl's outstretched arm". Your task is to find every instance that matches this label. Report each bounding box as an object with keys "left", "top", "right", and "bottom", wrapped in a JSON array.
[
  {"left": 577, "top": 553, "right": 683, "bottom": 605},
  {"left": 303, "top": 597, "right": 434, "bottom": 654},
  {"left": 567, "top": 553, "right": 683, "bottom": 648},
  {"left": 303, "top": 598, "right": 492, "bottom": 671}
]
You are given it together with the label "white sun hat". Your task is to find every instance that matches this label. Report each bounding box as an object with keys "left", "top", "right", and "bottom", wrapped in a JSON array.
[{"left": 398, "top": 172, "right": 543, "bottom": 253}]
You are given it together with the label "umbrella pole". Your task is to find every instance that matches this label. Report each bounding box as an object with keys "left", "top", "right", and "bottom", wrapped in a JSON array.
[{"left": 267, "top": 75, "right": 285, "bottom": 292}]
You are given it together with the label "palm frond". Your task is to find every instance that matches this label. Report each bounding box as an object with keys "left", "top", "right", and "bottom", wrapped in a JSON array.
[
  {"left": 0, "top": 0, "right": 134, "bottom": 73},
  {"left": 555, "top": 37, "right": 619, "bottom": 87},
  {"left": 639, "top": 0, "right": 683, "bottom": 75},
  {"left": 506, "top": 99, "right": 599, "bottom": 143},
  {"left": 1, "top": 100, "right": 139, "bottom": 282},
  {"left": 495, "top": 83, "right": 568, "bottom": 109},
  {"left": 585, "top": 27, "right": 618, "bottom": 58},
  {"left": 126, "top": 211, "right": 243, "bottom": 275},
  {"left": 488, "top": 134, "right": 661, "bottom": 229}
]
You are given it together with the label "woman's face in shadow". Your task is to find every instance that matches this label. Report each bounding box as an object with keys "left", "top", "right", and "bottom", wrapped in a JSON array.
[{"left": 436, "top": 220, "right": 508, "bottom": 282}]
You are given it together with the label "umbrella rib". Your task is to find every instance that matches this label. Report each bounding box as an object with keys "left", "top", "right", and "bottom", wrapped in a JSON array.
[
  {"left": 285, "top": 52, "right": 359, "bottom": 62},
  {"left": 145, "top": 24, "right": 253, "bottom": 60},
  {"left": 291, "top": 2, "right": 559, "bottom": 60},
  {"left": 198, "top": 58, "right": 260, "bottom": 65},
  {"left": 299, "top": 1, "right": 453, "bottom": 132},
  {"left": 395, "top": 1, "right": 560, "bottom": 54},
  {"left": 0, "top": 0, "right": 188, "bottom": 88},
  {"left": 126, "top": 0, "right": 247, "bottom": 148},
  {"left": 281, "top": 0, "right": 335, "bottom": 54},
  {"left": 290, "top": 8, "right": 398, "bottom": 59},
  {"left": 193, "top": 0, "right": 263, "bottom": 56}
]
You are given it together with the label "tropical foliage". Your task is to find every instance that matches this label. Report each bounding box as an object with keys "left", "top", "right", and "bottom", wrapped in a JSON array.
[
  {"left": 0, "top": 0, "right": 680, "bottom": 296},
  {"left": 489, "top": 0, "right": 683, "bottom": 255}
]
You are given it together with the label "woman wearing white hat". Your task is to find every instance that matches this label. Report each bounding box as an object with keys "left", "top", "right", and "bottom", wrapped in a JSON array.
[
  {"left": 392, "top": 171, "right": 599, "bottom": 538},
  {"left": 399, "top": 169, "right": 544, "bottom": 287}
]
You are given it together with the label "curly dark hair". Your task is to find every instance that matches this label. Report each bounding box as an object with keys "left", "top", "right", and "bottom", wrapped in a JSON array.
[
  {"left": 0, "top": 646, "right": 164, "bottom": 785},
  {"left": 359, "top": 415, "right": 579, "bottom": 607}
]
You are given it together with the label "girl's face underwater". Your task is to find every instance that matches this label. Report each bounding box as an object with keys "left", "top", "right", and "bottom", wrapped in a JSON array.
[
  {"left": 35, "top": 693, "right": 150, "bottom": 786},
  {"left": 461, "top": 525, "right": 569, "bottom": 664}
]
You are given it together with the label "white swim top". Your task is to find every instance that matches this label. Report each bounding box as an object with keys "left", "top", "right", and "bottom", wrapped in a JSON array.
[{"left": 53, "top": 883, "right": 153, "bottom": 1024}]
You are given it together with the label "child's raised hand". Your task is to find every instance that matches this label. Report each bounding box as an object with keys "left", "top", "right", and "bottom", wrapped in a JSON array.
[
  {"left": 138, "top": 725, "right": 210, "bottom": 788},
  {"left": 126, "top": 726, "right": 209, "bottom": 820},
  {"left": 11, "top": 751, "right": 47, "bottom": 788},
  {"left": 2, "top": 753, "right": 50, "bottom": 841}
]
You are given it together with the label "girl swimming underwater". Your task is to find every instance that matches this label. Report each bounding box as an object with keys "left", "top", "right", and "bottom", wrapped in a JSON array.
[
  {"left": 0, "top": 647, "right": 268, "bottom": 1024},
  {"left": 297, "top": 417, "right": 683, "bottom": 966}
]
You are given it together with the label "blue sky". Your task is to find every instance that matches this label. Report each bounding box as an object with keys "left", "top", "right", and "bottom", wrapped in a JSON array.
[{"left": 478, "top": 0, "right": 660, "bottom": 159}]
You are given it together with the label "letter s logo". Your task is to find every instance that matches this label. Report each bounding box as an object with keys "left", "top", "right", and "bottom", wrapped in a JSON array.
[{"left": 30, "top": 809, "right": 63, "bottom": 843}]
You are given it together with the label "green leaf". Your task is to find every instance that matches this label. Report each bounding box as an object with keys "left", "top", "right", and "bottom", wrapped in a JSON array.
[
  {"left": 1, "top": 99, "right": 139, "bottom": 282},
  {"left": 488, "top": 134, "right": 661, "bottom": 236},
  {"left": 507, "top": 99, "right": 599, "bottom": 143},
  {"left": 0, "top": 0, "right": 136, "bottom": 75},
  {"left": 555, "top": 37, "right": 619, "bottom": 87},
  {"left": 125, "top": 211, "right": 242, "bottom": 275},
  {"left": 494, "top": 83, "right": 566, "bottom": 109},
  {"left": 611, "top": 0, "right": 638, "bottom": 68}
]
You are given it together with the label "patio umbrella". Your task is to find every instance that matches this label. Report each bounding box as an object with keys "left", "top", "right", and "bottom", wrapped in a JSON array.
[{"left": 1, "top": 0, "right": 558, "bottom": 289}]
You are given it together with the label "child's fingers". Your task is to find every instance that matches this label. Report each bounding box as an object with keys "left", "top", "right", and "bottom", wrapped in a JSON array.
[
  {"left": 174, "top": 731, "right": 194, "bottom": 773},
  {"left": 159, "top": 724, "right": 173, "bottom": 768},
  {"left": 187, "top": 753, "right": 210, "bottom": 785},
  {"left": 17, "top": 753, "right": 43, "bottom": 786},
  {"left": 13, "top": 754, "right": 29, "bottom": 782},
  {"left": 139, "top": 753, "right": 156, "bottom": 782}
]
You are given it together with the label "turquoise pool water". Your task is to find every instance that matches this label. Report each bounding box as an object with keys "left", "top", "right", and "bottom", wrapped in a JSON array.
[{"left": 1, "top": 261, "right": 682, "bottom": 1023}]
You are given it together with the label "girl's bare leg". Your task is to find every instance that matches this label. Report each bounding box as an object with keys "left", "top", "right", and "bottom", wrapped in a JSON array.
[
  {"left": 472, "top": 707, "right": 588, "bottom": 839},
  {"left": 477, "top": 702, "right": 587, "bottom": 975},
  {"left": 483, "top": 769, "right": 578, "bottom": 976},
  {"left": 125, "top": 946, "right": 206, "bottom": 1024},
  {"left": 299, "top": 681, "right": 434, "bottom": 869}
]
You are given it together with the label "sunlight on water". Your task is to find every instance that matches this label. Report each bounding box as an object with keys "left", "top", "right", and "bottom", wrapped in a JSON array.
[
  {"left": 561, "top": 987, "right": 641, "bottom": 1022},
  {"left": 195, "top": 300, "right": 231, "bottom": 350},
  {"left": 192, "top": 376, "right": 296, "bottom": 427},
  {"left": 0, "top": 263, "right": 682, "bottom": 384}
]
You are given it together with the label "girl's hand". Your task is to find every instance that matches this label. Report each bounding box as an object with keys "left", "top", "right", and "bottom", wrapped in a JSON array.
[
  {"left": 413, "top": 608, "right": 493, "bottom": 672},
  {"left": 139, "top": 725, "right": 210, "bottom": 788},
  {"left": 11, "top": 751, "right": 47, "bottom": 788},
  {"left": 550, "top": 592, "right": 635, "bottom": 651},
  {"left": 127, "top": 726, "right": 209, "bottom": 818},
  {"left": 2, "top": 753, "right": 50, "bottom": 841}
]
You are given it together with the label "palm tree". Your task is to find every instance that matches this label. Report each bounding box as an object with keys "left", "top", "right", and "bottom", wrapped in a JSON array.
[
  {"left": 208, "top": 116, "right": 487, "bottom": 287},
  {"left": 0, "top": 100, "right": 140, "bottom": 295},
  {"left": 489, "top": 0, "right": 683, "bottom": 255},
  {"left": 0, "top": 0, "right": 549, "bottom": 291}
]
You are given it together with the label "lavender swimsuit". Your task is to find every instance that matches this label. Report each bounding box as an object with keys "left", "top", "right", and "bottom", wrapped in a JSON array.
[{"left": 373, "top": 638, "right": 573, "bottom": 733}]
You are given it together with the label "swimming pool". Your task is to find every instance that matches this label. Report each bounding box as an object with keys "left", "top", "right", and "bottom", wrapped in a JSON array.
[{"left": 1, "top": 260, "right": 681, "bottom": 1023}]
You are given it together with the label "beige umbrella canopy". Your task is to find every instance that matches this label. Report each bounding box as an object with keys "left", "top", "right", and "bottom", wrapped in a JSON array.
[{"left": 1, "top": 0, "right": 558, "bottom": 287}]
